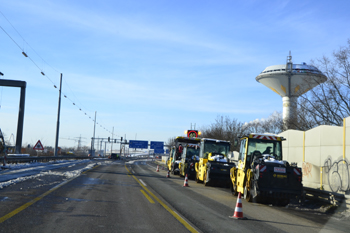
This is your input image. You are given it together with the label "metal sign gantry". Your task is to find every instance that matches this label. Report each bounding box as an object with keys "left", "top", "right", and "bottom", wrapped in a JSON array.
[{"left": 0, "top": 79, "right": 26, "bottom": 154}]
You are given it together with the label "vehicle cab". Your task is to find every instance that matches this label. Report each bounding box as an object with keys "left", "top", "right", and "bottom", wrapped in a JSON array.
[{"left": 179, "top": 143, "right": 200, "bottom": 178}]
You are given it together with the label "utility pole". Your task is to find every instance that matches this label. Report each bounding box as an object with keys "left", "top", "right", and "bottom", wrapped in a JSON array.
[
  {"left": 54, "top": 73, "right": 62, "bottom": 157},
  {"left": 110, "top": 127, "right": 114, "bottom": 154},
  {"left": 91, "top": 111, "right": 97, "bottom": 156}
]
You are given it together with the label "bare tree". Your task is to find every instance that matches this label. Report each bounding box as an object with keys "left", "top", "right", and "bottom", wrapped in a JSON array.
[
  {"left": 200, "top": 113, "right": 283, "bottom": 151},
  {"left": 297, "top": 39, "right": 350, "bottom": 129},
  {"left": 166, "top": 137, "right": 176, "bottom": 148},
  {"left": 201, "top": 116, "right": 247, "bottom": 151},
  {"left": 243, "top": 111, "right": 283, "bottom": 134}
]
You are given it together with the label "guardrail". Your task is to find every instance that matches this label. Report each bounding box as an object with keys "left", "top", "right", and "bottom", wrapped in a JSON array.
[{"left": 303, "top": 187, "right": 347, "bottom": 206}]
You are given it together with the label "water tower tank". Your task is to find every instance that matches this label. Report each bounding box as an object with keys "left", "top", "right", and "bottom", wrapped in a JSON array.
[{"left": 255, "top": 53, "right": 327, "bottom": 129}]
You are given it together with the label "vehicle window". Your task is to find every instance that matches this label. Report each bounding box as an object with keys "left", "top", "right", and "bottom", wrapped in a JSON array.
[
  {"left": 238, "top": 139, "right": 246, "bottom": 162},
  {"left": 203, "top": 141, "right": 230, "bottom": 158},
  {"left": 186, "top": 147, "right": 199, "bottom": 158},
  {"left": 247, "top": 139, "right": 283, "bottom": 160},
  {"left": 181, "top": 147, "right": 187, "bottom": 159}
]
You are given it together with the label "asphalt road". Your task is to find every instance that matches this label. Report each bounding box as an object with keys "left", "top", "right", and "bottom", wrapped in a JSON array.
[{"left": 0, "top": 158, "right": 349, "bottom": 232}]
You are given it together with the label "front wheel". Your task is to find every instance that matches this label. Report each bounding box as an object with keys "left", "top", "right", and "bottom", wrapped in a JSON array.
[
  {"left": 179, "top": 166, "right": 184, "bottom": 177},
  {"left": 231, "top": 182, "right": 238, "bottom": 196},
  {"left": 251, "top": 181, "right": 260, "bottom": 203},
  {"left": 195, "top": 172, "right": 201, "bottom": 183},
  {"left": 204, "top": 172, "right": 209, "bottom": 186},
  {"left": 244, "top": 185, "right": 252, "bottom": 202}
]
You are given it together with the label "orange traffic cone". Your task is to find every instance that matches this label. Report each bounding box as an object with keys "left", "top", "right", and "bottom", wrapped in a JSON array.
[
  {"left": 183, "top": 174, "right": 189, "bottom": 187},
  {"left": 166, "top": 169, "right": 170, "bottom": 178},
  {"left": 156, "top": 165, "right": 159, "bottom": 172},
  {"left": 229, "top": 192, "right": 247, "bottom": 220}
]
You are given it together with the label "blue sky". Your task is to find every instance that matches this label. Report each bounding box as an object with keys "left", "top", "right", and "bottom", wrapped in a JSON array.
[{"left": 0, "top": 0, "right": 349, "bottom": 149}]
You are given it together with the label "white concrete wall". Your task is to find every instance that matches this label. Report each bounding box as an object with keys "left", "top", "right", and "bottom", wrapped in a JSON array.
[{"left": 279, "top": 117, "right": 350, "bottom": 194}]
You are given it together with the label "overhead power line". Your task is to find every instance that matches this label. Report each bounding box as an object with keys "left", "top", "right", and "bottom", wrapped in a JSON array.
[{"left": 0, "top": 10, "right": 117, "bottom": 137}]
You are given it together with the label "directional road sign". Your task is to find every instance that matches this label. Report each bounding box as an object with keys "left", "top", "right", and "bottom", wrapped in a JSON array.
[
  {"left": 129, "top": 140, "right": 148, "bottom": 149},
  {"left": 154, "top": 149, "right": 164, "bottom": 154},
  {"left": 150, "top": 141, "right": 164, "bottom": 149}
]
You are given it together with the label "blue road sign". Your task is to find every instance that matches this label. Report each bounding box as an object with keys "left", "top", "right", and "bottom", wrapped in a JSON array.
[
  {"left": 150, "top": 141, "right": 164, "bottom": 149},
  {"left": 154, "top": 148, "right": 164, "bottom": 154},
  {"left": 166, "top": 149, "right": 169, "bottom": 154},
  {"left": 129, "top": 140, "right": 148, "bottom": 149}
]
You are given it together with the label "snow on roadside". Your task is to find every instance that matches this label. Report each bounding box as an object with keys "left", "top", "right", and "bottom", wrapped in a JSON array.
[
  {"left": 0, "top": 159, "right": 90, "bottom": 171},
  {"left": 0, "top": 159, "right": 112, "bottom": 189}
]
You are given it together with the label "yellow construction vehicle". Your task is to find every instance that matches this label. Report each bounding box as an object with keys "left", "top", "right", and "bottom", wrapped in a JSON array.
[
  {"left": 230, "top": 133, "right": 303, "bottom": 204},
  {"left": 195, "top": 138, "right": 235, "bottom": 186},
  {"left": 166, "top": 136, "right": 201, "bottom": 175},
  {"left": 167, "top": 146, "right": 176, "bottom": 172},
  {"left": 178, "top": 143, "right": 200, "bottom": 178}
]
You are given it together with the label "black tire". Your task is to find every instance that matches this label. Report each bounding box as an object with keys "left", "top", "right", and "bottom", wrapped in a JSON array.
[
  {"left": 171, "top": 165, "right": 175, "bottom": 175},
  {"left": 244, "top": 185, "right": 252, "bottom": 202}
]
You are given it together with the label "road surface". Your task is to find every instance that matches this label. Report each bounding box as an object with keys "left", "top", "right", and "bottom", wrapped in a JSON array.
[{"left": 0, "top": 158, "right": 349, "bottom": 232}]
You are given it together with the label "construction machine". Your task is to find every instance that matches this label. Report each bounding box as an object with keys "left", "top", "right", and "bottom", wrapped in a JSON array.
[
  {"left": 230, "top": 133, "right": 303, "bottom": 204},
  {"left": 166, "top": 136, "right": 201, "bottom": 175},
  {"left": 167, "top": 146, "right": 176, "bottom": 172},
  {"left": 195, "top": 138, "right": 235, "bottom": 186},
  {"left": 178, "top": 143, "right": 200, "bottom": 178}
]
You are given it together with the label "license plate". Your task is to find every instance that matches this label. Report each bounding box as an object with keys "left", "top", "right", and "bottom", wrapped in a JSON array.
[
  {"left": 221, "top": 169, "right": 227, "bottom": 172},
  {"left": 274, "top": 167, "right": 286, "bottom": 173}
]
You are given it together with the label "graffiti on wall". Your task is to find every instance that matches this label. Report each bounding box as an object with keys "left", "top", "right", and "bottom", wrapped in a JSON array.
[
  {"left": 324, "top": 158, "right": 350, "bottom": 192},
  {"left": 302, "top": 162, "right": 313, "bottom": 178}
]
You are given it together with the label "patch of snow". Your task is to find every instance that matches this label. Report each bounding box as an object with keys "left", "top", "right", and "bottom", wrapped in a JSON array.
[{"left": 0, "top": 160, "right": 103, "bottom": 189}]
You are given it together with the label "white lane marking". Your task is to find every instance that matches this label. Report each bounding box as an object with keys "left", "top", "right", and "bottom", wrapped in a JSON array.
[{"left": 139, "top": 179, "right": 147, "bottom": 187}]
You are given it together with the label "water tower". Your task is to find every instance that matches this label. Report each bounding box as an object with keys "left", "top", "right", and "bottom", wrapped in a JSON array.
[{"left": 255, "top": 52, "right": 327, "bottom": 129}]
